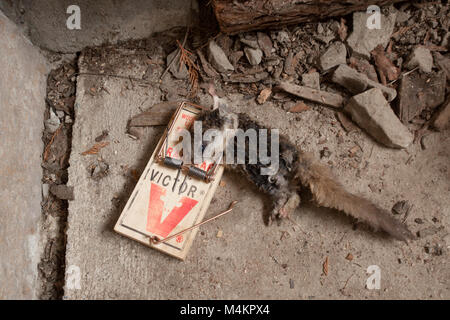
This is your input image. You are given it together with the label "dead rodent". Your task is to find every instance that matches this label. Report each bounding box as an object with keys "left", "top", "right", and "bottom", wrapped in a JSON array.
[{"left": 191, "top": 93, "right": 414, "bottom": 242}]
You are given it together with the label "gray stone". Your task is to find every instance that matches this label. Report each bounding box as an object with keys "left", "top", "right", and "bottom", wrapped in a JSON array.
[
  {"left": 167, "top": 50, "right": 188, "bottom": 80},
  {"left": 45, "top": 109, "right": 61, "bottom": 133},
  {"left": 332, "top": 64, "right": 397, "bottom": 101},
  {"left": 207, "top": 40, "right": 234, "bottom": 73},
  {"left": 344, "top": 88, "right": 413, "bottom": 148},
  {"left": 406, "top": 47, "right": 433, "bottom": 73},
  {"left": 301, "top": 72, "right": 320, "bottom": 90},
  {"left": 319, "top": 42, "right": 347, "bottom": 71},
  {"left": 244, "top": 47, "right": 263, "bottom": 66},
  {"left": 257, "top": 32, "right": 273, "bottom": 57},
  {"left": 240, "top": 38, "right": 259, "bottom": 49},
  {"left": 347, "top": 8, "right": 397, "bottom": 57},
  {"left": 42, "top": 184, "right": 50, "bottom": 199}
]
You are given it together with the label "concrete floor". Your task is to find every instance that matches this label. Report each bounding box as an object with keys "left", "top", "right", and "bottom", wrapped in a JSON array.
[
  {"left": 0, "top": 11, "right": 49, "bottom": 299},
  {"left": 65, "top": 43, "right": 449, "bottom": 299}
]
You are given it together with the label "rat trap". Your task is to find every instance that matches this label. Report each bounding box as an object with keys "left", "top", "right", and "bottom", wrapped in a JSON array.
[{"left": 114, "top": 101, "right": 225, "bottom": 260}]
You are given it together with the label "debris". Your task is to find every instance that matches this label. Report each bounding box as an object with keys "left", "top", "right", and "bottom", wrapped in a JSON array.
[
  {"left": 433, "top": 52, "right": 450, "bottom": 80},
  {"left": 244, "top": 47, "right": 263, "bottom": 66},
  {"left": 283, "top": 51, "right": 299, "bottom": 76},
  {"left": 319, "top": 42, "right": 347, "bottom": 71},
  {"left": 332, "top": 64, "right": 397, "bottom": 101},
  {"left": 432, "top": 97, "right": 450, "bottom": 131},
  {"left": 336, "top": 112, "right": 358, "bottom": 133},
  {"left": 42, "top": 183, "right": 50, "bottom": 199},
  {"left": 289, "top": 279, "right": 295, "bottom": 289},
  {"left": 95, "top": 130, "right": 109, "bottom": 142},
  {"left": 417, "top": 226, "right": 443, "bottom": 238},
  {"left": 289, "top": 102, "right": 310, "bottom": 113},
  {"left": 398, "top": 70, "right": 446, "bottom": 123},
  {"left": 406, "top": 46, "right": 433, "bottom": 73},
  {"left": 320, "top": 147, "right": 331, "bottom": 159},
  {"left": 219, "top": 180, "right": 226, "bottom": 187},
  {"left": 49, "top": 185, "right": 74, "bottom": 201},
  {"left": 347, "top": 7, "right": 397, "bottom": 58},
  {"left": 225, "top": 72, "right": 269, "bottom": 83},
  {"left": 345, "top": 88, "right": 413, "bottom": 148},
  {"left": 240, "top": 37, "right": 259, "bottom": 49},
  {"left": 337, "top": 18, "right": 348, "bottom": 41},
  {"left": 81, "top": 141, "right": 109, "bottom": 156},
  {"left": 301, "top": 72, "right": 320, "bottom": 90},
  {"left": 278, "top": 81, "right": 344, "bottom": 108},
  {"left": 392, "top": 200, "right": 411, "bottom": 216},
  {"left": 90, "top": 160, "right": 109, "bottom": 181},
  {"left": 45, "top": 109, "right": 61, "bottom": 133},
  {"left": 323, "top": 256, "right": 329, "bottom": 276},
  {"left": 129, "top": 101, "right": 179, "bottom": 127},
  {"left": 349, "top": 56, "right": 379, "bottom": 82},
  {"left": 216, "top": 230, "right": 223, "bottom": 238},
  {"left": 345, "top": 253, "right": 353, "bottom": 261},
  {"left": 43, "top": 124, "right": 62, "bottom": 162},
  {"left": 177, "top": 40, "right": 199, "bottom": 97},
  {"left": 257, "top": 32, "right": 273, "bottom": 57},
  {"left": 207, "top": 40, "right": 234, "bottom": 72},
  {"left": 414, "top": 218, "right": 424, "bottom": 224},
  {"left": 371, "top": 44, "right": 400, "bottom": 84},
  {"left": 257, "top": 88, "right": 271, "bottom": 104},
  {"left": 197, "top": 49, "right": 219, "bottom": 79},
  {"left": 166, "top": 49, "right": 188, "bottom": 79}
]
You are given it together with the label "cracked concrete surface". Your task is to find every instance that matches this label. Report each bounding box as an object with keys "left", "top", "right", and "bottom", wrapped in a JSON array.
[{"left": 65, "top": 45, "right": 449, "bottom": 299}]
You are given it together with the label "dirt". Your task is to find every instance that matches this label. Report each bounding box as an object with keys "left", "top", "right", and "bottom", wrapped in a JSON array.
[{"left": 39, "top": 58, "right": 77, "bottom": 299}]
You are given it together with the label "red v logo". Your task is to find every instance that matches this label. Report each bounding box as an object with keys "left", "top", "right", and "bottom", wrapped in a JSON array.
[{"left": 146, "top": 183, "right": 198, "bottom": 238}]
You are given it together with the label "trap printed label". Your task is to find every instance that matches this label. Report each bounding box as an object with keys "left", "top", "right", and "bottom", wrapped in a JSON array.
[{"left": 114, "top": 102, "right": 223, "bottom": 259}]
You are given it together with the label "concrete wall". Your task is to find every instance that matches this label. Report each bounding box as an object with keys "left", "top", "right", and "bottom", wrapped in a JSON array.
[
  {"left": 0, "top": 0, "right": 198, "bottom": 53},
  {"left": 0, "top": 11, "right": 48, "bottom": 299}
]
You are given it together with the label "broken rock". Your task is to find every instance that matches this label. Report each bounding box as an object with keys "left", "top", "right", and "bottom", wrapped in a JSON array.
[
  {"left": 319, "top": 42, "right": 347, "bottom": 71},
  {"left": 406, "top": 47, "right": 433, "bottom": 73},
  {"left": 208, "top": 40, "right": 234, "bottom": 73},
  {"left": 332, "top": 64, "right": 397, "bottom": 101},
  {"left": 244, "top": 47, "right": 263, "bottom": 66},
  {"left": 278, "top": 81, "right": 344, "bottom": 108},
  {"left": 257, "top": 32, "right": 273, "bottom": 57},
  {"left": 432, "top": 97, "right": 450, "bottom": 131},
  {"left": 301, "top": 72, "right": 320, "bottom": 90},
  {"left": 345, "top": 88, "right": 413, "bottom": 148},
  {"left": 347, "top": 8, "right": 397, "bottom": 58},
  {"left": 398, "top": 70, "right": 446, "bottom": 123},
  {"left": 45, "top": 109, "right": 61, "bottom": 133}
]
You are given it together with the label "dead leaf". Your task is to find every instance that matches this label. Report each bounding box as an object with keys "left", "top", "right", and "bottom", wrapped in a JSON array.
[
  {"left": 323, "top": 256, "right": 329, "bottom": 276},
  {"left": 257, "top": 88, "right": 272, "bottom": 104},
  {"left": 219, "top": 180, "right": 227, "bottom": 187},
  {"left": 371, "top": 45, "right": 400, "bottom": 84},
  {"left": 345, "top": 253, "right": 354, "bottom": 261},
  {"left": 289, "top": 102, "right": 310, "bottom": 113},
  {"left": 81, "top": 141, "right": 109, "bottom": 156}
]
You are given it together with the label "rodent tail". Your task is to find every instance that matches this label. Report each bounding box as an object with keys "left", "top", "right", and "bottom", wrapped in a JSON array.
[{"left": 294, "top": 151, "right": 415, "bottom": 241}]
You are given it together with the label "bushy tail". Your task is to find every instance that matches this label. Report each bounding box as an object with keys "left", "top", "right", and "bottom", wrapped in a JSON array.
[{"left": 295, "top": 151, "right": 415, "bottom": 241}]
